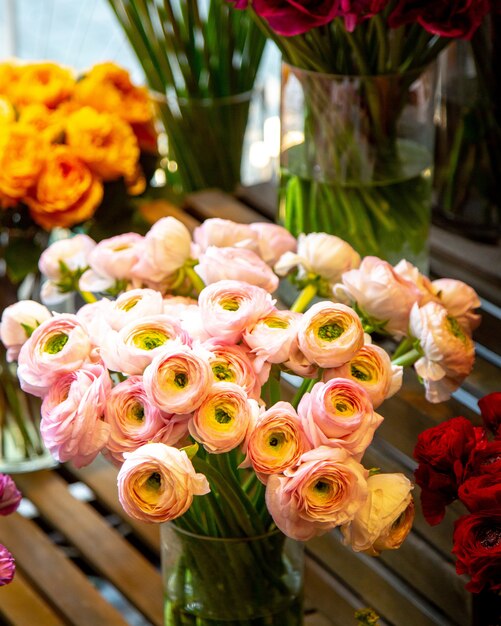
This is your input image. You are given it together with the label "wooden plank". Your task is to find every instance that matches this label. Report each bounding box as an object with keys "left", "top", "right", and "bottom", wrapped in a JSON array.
[
  {"left": 0, "top": 569, "right": 66, "bottom": 626},
  {"left": 184, "top": 189, "right": 269, "bottom": 224},
  {"left": 14, "top": 470, "right": 164, "bottom": 626},
  {"left": 305, "top": 613, "right": 335, "bottom": 626},
  {"left": 67, "top": 457, "right": 161, "bottom": 554},
  {"left": 0, "top": 512, "right": 127, "bottom": 626}
]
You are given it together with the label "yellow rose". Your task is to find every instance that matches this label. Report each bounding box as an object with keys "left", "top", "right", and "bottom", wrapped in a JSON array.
[
  {"left": 65, "top": 106, "right": 140, "bottom": 181},
  {"left": 74, "top": 62, "right": 153, "bottom": 124},
  {"left": 0, "top": 63, "right": 20, "bottom": 99},
  {"left": 0, "top": 96, "right": 15, "bottom": 125},
  {"left": 25, "top": 145, "right": 103, "bottom": 230},
  {"left": 0, "top": 124, "right": 44, "bottom": 207},
  {"left": 17, "top": 104, "right": 65, "bottom": 142},
  {"left": 10, "top": 62, "right": 74, "bottom": 108}
]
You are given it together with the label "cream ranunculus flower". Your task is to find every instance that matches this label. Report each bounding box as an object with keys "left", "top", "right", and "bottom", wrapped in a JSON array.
[
  {"left": 432, "top": 278, "right": 481, "bottom": 335},
  {"left": 342, "top": 473, "right": 414, "bottom": 556},
  {"left": 117, "top": 443, "right": 210, "bottom": 523},
  {"left": 0, "top": 300, "right": 52, "bottom": 362},
  {"left": 297, "top": 302, "right": 364, "bottom": 368}
]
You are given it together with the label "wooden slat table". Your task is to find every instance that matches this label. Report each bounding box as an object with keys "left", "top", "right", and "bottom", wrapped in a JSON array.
[{"left": 1, "top": 186, "right": 500, "bottom": 626}]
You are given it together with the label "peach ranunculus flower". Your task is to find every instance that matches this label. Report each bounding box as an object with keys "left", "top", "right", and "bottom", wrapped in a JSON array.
[
  {"left": 248, "top": 222, "right": 297, "bottom": 266},
  {"left": 198, "top": 280, "right": 276, "bottom": 343},
  {"left": 10, "top": 62, "right": 74, "bottom": 108},
  {"left": 342, "top": 473, "right": 414, "bottom": 556},
  {"left": 203, "top": 339, "right": 260, "bottom": 400},
  {"left": 104, "top": 288, "right": 165, "bottom": 331},
  {"left": 192, "top": 218, "right": 258, "bottom": 255},
  {"left": 323, "top": 342, "right": 402, "bottom": 409},
  {"left": 335, "top": 256, "right": 422, "bottom": 338},
  {"left": 265, "top": 446, "right": 368, "bottom": 541},
  {"left": 275, "top": 232, "right": 360, "bottom": 288},
  {"left": 74, "top": 62, "right": 153, "bottom": 125},
  {"left": 243, "top": 309, "right": 302, "bottom": 369},
  {"left": 143, "top": 344, "right": 213, "bottom": 414},
  {"left": 117, "top": 442, "right": 210, "bottom": 523},
  {"left": 100, "top": 315, "right": 190, "bottom": 376},
  {"left": 393, "top": 259, "right": 438, "bottom": 306},
  {"left": 297, "top": 302, "right": 364, "bottom": 369},
  {"left": 241, "top": 401, "right": 310, "bottom": 479},
  {"left": 0, "top": 124, "right": 43, "bottom": 207},
  {"left": 432, "top": 278, "right": 481, "bottom": 335},
  {"left": 194, "top": 246, "right": 279, "bottom": 293},
  {"left": 283, "top": 336, "right": 319, "bottom": 379},
  {"left": 298, "top": 379, "right": 383, "bottom": 459},
  {"left": 25, "top": 145, "right": 103, "bottom": 230},
  {"left": 104, "top": 376, "right": 188, "bottom": 466},
  {"left": 65, "top": 107, "right": 140, "bottom": 182},
  {"left": 0, "top": 300, "right": 52, "bottom": 362},
  {"left": 409, "top": 301, "right": 475, "bottom": 403},
  {"left": 39, "top": 234, "right": 96, "bottom": 281},
  {"left": 17, "top": 314, "right": 92, "bottom": 397},
  {"left": 189, "top": 383, "right": 257, "bottom": 454},
  {"left": 40, "top": 363, "right": 111, "bottom": 467}
]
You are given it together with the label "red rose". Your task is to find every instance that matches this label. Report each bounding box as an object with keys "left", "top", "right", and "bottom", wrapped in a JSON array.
[
  {"left": 465, "top": 439, "right": 501, "bottom": 478},
  {"left": 459, "top": 473, "right": 501, "bottom": 513},
  {"left": 414, "top": 462, "right": 457, "bottom": 525},
  {"left": 478, "top": 392, "right": 501, "bottom": 438},
  {"left": 248, "top": 0, "right": 339, "bottom": 36},
  {"left": 453, "top": 512, "right": 501, "bottom": 593},
  {"left": 389, "top": 0, "right": 491, "bottom": 39}
]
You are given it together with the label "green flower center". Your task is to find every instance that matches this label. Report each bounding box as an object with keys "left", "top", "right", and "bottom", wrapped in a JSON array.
[
  {"left": 174, "top": 372, "right": 188, "bottom": 388},
  {"left": 146, "top": 472, "right": 162, "bottom": 491},
  {"left": 131, "top": 330, "right": 168, "bottom": 350},
  {"left": 215, "top": 407, "right": 233, "bottom": 424},
  {"left": 447, "top": 316, "right": 466, "bottom": 343},
  {"left": 351, "top": 364, "right": 371, "bottom": 382},
  {"left": 335, "top": 401, "right": 348, "bottom": 413},
  {"left": 314, "top": 480, "right": 330, "bottom": 494},
  {"left": 220, "top": 298, "right": 239, "bottom": 312},
  {"left": 318, "top": 323, "right": 343, "bottom": 342},
  {"left": 268, "top": 432, "right": 285, "bottom": 448},
  {"left": 264, "top": 317, "right": 289, "bottom": 329},
  {"left": 44, "top": 332, "right": 69, "bottom": 354},
  {"left": 212, "top": 363, "right": 234, "bottom": 382},
  {"left": 130, "top": 403, "right": 144, "bottom": 422},
  {"left": 120, "top": 296, "right": 141, "bottom": 312}
]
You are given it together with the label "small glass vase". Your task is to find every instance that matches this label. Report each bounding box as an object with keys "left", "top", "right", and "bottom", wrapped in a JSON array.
[
  {"left": 279, "top": 62, "right": 438, "bottom": 271},
  {"left": 160, "top": 523, "right": 304, "bottom": 625}
]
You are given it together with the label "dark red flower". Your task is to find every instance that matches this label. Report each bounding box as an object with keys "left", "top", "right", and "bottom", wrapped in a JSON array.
[
  {"left": 337, "top": 0, "right": 389, "bottom": 31},
  {"left": 453, "top": 512, "right": 501, "bottom": 593},
  {"left": 414, "top": 462, "right": 457, "bottom": 525},
  {"left": 478, "top": 392, "right": 501, "bottom": 437},
  {"left": 466, "top": 439, "right": 501, "bottom": 478},
  {"left": 459, "top": 472, "right": 501, "bottom": 513},
  {"left": 389, "top": 0, "right": 491, "bottom": 40},
  {"left": 246, "top": 0, "right": 340, "bottom": 36},
  {"left": 0, "top": 474, "right": 22, "bottom": 517}
]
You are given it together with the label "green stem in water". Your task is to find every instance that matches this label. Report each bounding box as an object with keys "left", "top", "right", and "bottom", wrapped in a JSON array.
[
  {"left": 184, "top": 265, "right": 206, "bottom": 296},
  {"left": 391, "top": 337, "right": 415, "bottom": 360},
  {"left": 290, "top": 283, "right": 317, "bottom": 313},
  {"left": 391, "top": 347, "right": 421, "bottom": 367}
]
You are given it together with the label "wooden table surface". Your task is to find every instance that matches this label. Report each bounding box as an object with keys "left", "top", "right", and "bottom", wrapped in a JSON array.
[{"left": 1, "top": 187, "right": 500, "bottom": 626}]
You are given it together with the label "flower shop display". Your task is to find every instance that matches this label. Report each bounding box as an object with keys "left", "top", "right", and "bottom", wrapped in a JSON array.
[
  {"left": 108, "top": 0, "right": 266, "bottom": 194},
  {"left": 0, "top": 473, "right": 22, "bottom": 587},
  {"left": 0, "top": 59, "right": 158, "bottom": 472},
  {"left": 229, "top": 0, "right": 495, "bottom": 269},
  {"left": 1, "top": 217, "right": 480, "bottom": 624},
  {"left": 414, "top": 392, "right": 501, "bottom": 622}
]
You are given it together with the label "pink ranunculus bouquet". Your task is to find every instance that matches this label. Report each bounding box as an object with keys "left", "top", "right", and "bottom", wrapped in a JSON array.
[{"left": 0, "top": 473, "right": 22, "bottom": 586}]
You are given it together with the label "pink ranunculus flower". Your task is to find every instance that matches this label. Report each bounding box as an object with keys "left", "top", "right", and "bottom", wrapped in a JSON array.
[
  {"left": 342, "top": 473, "right": 415, "bottom": 556},
  {"left": 117, "top": 442, "right": 210, "bottom": 523},
  {"left": 203, "top": 339, "right": 260, "bottom": 400},
  {"left": 195, "top": 246, "right": 279, "bottom": 293},
  {"left": 409, "top": 302, "right": 475, "bottom": 403},
  {"left": 0, "top": 474, "right": 22, "bottom": 516},
  {"left": 265, "top": 446, "right": 368, "bottom": 541},
  {"left": 163, "top": 295, "right": 198, "bottom": 317},
  {"left": 189, "top": 383, "right": 257, "bottom": 453},
  {"left": 323, "top": 342, "right": 402, "bottom": 408},
  {"left": 143, "top": 344, "right": 213, "bottom": 414},
  {"left": 87, "top": 232, "right": 145, "bottom": 281},
  {"left": 76, "top": 299, "right": 113, "bottom": 351},
  {"left": 105, "top": 288, "right": 165, "bottom": 331},
  {"left": 104, "top": 376, "right": 188, "bottom": 466},
  {"left": 243, "top": 309, "right": 302, "bottom": 369},
  {"left": 132, "top": 216, "right": 192, "bottom": 283},
  {"left": 394, "top": 259, "right": 439, "bottom": 306},
  {"left": 432, "top": 278, "right": 481, "bottom": 335},
  {"left": 101, "top": 315, "right": 190, "bottom": 376},
  {"left": 40, "top": 363, "right": 112, "bottom": 467},
  {"left": 198, "top": 280, "right": 275, "bottom": 343},
  {"left": 0, "top": 544, "right": 15, "bottom": 586},
  {"left": 39, "top": 233, "right": 95, "bottom": 280},
  {"left": 192, "top": 218, "right": 258, "bottom": 256},
  {"left": 297, "top": 302, "right": 364, "bottom": 368},
  {"left": 0, "top": 300, "right": 52, "bottom": 362},
  {"left": 17, "top": 314, "right": 92, "bottom": 397},
  {"left": 298, "top": 379, "right": 383, "bottom": 459},
  {"left": 336, "top": 256, "right": 422, "bottom": 338},
  {"left": 248, "top": 222, "right": 297, "bottom": 266},
  {"left": 275, "top": 232, "right": 360, "bottom": 286},
  {"left": 283, "top": 336, "right": 319, "bottom": 378},
  {"left": 241, "top": 401, "right": 310, "bottom": 480},
  {"left": 78, "top": 268, "right": 115, "bottom": 294}
]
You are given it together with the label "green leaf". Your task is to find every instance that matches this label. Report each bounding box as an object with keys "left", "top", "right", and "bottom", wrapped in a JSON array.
[
  {"left": 4, "top": 237, "right": 42, "bottom": 284},
  {"left": 181, "top": 442, "right": 199, "bottom": 460},
  {"left": 20, "top": 323, "right": 35, "bottom": 338}
]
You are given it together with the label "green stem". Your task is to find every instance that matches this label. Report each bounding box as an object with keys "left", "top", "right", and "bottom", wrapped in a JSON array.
[
  {"left": 391, "top": 347, "right": 421, "bottom": 367},
  {"left": 391, "top": 337, "right": 414, "bottom": 360},
  {"left": 291, "top": 376, "right": 318, "bottom": 410},
  {"left": 290, "top": 283, "right": 317, "bottom": 313},
  {"left": 184, "top": 265, "right": 205, "bottom": 296}
]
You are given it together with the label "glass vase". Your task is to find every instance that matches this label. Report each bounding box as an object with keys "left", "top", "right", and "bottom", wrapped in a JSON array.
[
  {"left": 160, "top": 523, "right": 304, "bottom": 625},
  {"left": 279, "top": 62, "right": 438, "bottom": 271}
]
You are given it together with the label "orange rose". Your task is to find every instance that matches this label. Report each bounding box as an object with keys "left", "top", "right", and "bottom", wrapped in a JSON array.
[
  {"left": 65, "top": 107, "right": 140, "bottom": 181},
  {"left": 0, "top": 63, "right": 20, "bottom": 99},
  {"left": 0, "top": 124, "right": 44, "bottom": 207},
  {"left": 17, "top": 104, "right": 65, "bottom": 142},
  {"left": 74, "top": 62, "right": 153, "bottom": 124},
  {"left": 10, "top": 62, "right": 74, "bottom": 108},
  {"left": 25, "top": 145, "right": 103, "bottom": 230},
  {"left": 0, "top": 96, "right": 15, "bottom": 125}
]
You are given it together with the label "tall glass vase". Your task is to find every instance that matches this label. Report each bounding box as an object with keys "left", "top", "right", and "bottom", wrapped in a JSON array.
[
  {"left": 279, "top": 62, "right": 438, "bottom": 271},
  {"left": 161, "top": 523, "right": 304, "bottom": 625}
]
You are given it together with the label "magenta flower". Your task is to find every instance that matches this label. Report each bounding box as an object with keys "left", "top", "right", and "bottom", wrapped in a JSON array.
[
  {"left": 0, "top": 544, "right": 15, "bottom": 586},
  {"left": 0, "top": 474, "right": 22, "bottom": 516}
]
